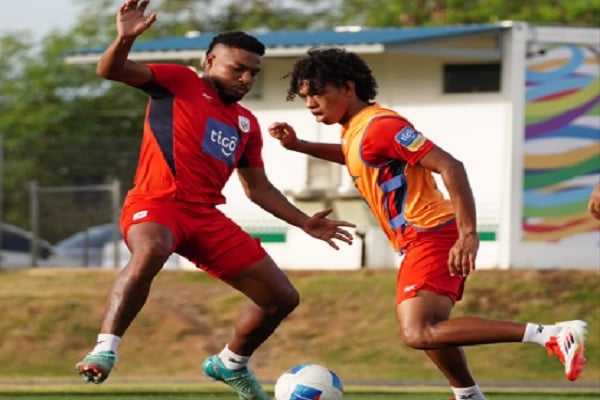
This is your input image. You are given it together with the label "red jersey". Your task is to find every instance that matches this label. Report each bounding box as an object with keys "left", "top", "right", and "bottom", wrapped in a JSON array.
[
  {"left": 341, "top": 103, "right": 455, "bottom": 251},
  {"left": 128, "top": 64, "right": 264, "bottom": 204}
]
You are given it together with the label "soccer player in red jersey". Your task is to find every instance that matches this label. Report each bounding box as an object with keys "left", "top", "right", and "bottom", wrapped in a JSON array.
[
  {"left": 75, "top": 2, "right": 355, "bottom": 398},
  {"left": 269, "top": 48, "right": 588, "bottom": 400}
]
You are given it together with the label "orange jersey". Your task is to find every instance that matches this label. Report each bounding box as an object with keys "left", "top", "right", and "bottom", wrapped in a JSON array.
[{"left": 340, "top": 104, "right": 455, "bottom": 251}]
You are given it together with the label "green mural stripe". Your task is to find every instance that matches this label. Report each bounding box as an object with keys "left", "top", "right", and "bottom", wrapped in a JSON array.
[
  {"left": 525, "top": 115, "right": 547, "bottom": 125},
  {"left": 524, "top": 156, "right": 600, "bottom": 189},
  {"left": 523, "top": 199, "right": 588, "bottom": 218},
  {"left": 526, "top": 77, "right": 600, "bottom": 117},
  {"left": 523, "top": 100, "right": 598, "bottom": 124}
]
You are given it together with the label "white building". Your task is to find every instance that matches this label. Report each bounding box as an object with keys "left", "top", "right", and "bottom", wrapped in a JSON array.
[{"left": 67, "top": 22, "right": 600, "bottom": 270}]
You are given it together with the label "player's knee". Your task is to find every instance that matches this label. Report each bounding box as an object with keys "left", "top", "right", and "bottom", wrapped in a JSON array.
[
  {"left": 128, "top": 240, "right": 172, "bottom": 275},
  {"left": 399, "top": 325, "right": 430, "bottom": 349},
  {"left": 277, "top": 287, "right": 300, "bottom": 316},
  {"left": 263, "top": 287, "right": 299, "bottom": 320}
]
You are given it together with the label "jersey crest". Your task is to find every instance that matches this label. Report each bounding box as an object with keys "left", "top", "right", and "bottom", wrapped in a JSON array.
[{"left": 238, "top": 115, "right": 250, "bottom": 133}]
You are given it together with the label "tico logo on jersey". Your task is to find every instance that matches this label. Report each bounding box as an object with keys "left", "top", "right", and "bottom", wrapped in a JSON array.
[
  {"left": 203, "top": 118, "right": 240, "bottom": 166},
  {"left": 395, "top": 126, "right": 425, "bottom": 151}
]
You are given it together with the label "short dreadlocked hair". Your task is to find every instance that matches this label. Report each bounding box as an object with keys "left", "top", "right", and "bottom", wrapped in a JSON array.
[
  {"left": 206, "top": 31, "right": 265, "bottom": 56},
  {"left": 285, "top": 47, "right": 378, "bottom": 102}
]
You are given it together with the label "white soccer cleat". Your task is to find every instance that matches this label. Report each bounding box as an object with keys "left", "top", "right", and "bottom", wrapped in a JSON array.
[{"left": 545, "top": 320, "right": 588, "bottom": 381}]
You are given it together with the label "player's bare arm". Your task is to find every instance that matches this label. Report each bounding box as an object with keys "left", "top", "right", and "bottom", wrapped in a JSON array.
[
  {"left": 419, "top": 145, "right": 479, "bottom": 277},
  {"left": 588, "top": 180, "right": 600, "bottom": 220},
  {"left": 269, "top": 121, "right": 346, "bottom": 164},
  {"left": 237, "top": 167, "right": 355, "bottom": 249},
  {"left": 97, "top": 0, "right": 156, "bottom": 86}
]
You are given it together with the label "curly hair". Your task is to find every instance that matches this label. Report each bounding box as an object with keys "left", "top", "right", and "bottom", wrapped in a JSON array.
[
  {"left": 285, "top": 47, "right": 378, "bottom": 102},
  {"left": 206, "top": 31, "right": 265, "bottom": 56}
]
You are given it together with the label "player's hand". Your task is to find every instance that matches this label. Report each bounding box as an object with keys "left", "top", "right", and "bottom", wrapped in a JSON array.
[
  {"left": 448, "top": 232, "right": 479, "bottom": 277},
  {"left": 117, "top": 0, "right": 157, "bottom": 38},
  {"left": 302, "top": 208, "right": 355, "bottom": 250},
  {"left": 588, "top": 181, "right": 600, "bottom": 220},
  {"left": 269, "top": 122, "right": 301, "bottom": 151}
]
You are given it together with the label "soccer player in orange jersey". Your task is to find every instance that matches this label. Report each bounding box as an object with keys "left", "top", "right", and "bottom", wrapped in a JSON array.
[
  {"left": 269, "top": 48, "right": 588, "bottom": 400},
  {"left": 75, "top": 2, "right": 355, "bottom": 398}
]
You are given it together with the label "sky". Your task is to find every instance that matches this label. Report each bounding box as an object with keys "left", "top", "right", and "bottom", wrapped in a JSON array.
[
  {"left": 0, "top": 0, "right": 76, "bottom": 38},
  {"left": 0, "top": 0, "right": 118, "bottom": 39}
]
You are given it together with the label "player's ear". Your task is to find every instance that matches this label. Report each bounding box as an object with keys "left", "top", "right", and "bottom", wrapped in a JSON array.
[
  {"left": 204, "top": 53, "right": 215, "bottom": 70},
  {"left": 344, "top": 80, "right": 356, "bottom": 96}
]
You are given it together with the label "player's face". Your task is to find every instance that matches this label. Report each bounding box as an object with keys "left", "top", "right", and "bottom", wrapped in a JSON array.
[
  {"left": 297, "top": 80, "right": 353, "bottom": 125},
  {"left": 204, "top": 44, "right": 262, "bottom": 104}
]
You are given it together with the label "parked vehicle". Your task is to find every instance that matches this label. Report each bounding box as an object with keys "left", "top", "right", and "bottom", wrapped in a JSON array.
[
  {"left": 51, "top": 222, "right": 183, "bottom": 269},
  {"left": 52, "top": 223, "right": 122, "bottom": 267},
  {"left": 0, "top": 223, "right": 55, "bottom": 269},
  {"left": 102, "top": 239, "right": 182, "bottom": 270}
]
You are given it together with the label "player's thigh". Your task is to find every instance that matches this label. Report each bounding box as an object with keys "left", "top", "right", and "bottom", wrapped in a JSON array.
[
  {"left": 396, "top": 290, "right": 453, "bottom": 329},
  {"left": 396, "top": 235, "right": 464, "bottom": 301},
  {"left": 396, "top": 240, "right": 455, "bottom": 325},
  {"left": 121, "top": 198, "right": 180, "bottom": 265},
  {"left": 127, "top": 222, "right": 174, "bottom": 254},
  {"left": 177, "top": 207, "right": 298, "bottom": 308},
  {"left": 175, "top": 207, "right": 263, "bottom": 276}
]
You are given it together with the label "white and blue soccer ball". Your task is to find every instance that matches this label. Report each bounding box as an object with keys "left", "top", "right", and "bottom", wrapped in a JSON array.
[{"left": 274, "top": 363, "right": 344, "bottom": 400}]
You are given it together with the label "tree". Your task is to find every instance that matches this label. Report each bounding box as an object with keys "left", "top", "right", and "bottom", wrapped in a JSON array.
[
  {"left": 0, "top": 30, "right": 145, "bottom": 240},
  {"left": 0, "top": 0, "right": 597, "bottom": 241},
  {"left": 334, "top": 0, "right": 600, "bottom": 27}
]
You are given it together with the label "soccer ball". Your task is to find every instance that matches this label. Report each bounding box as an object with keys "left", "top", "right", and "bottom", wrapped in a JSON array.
[{"left": 274, "top": 363, "right": 344, "bottom": 400}]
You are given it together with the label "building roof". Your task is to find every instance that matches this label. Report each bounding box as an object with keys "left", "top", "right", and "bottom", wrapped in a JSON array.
[{"left": 65, "top": 23, "right": 511, "bottom": 64}]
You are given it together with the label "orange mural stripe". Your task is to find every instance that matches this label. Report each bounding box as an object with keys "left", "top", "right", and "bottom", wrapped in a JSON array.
[
  {"left": 524, "top": 144, "right": 600, "bottom": 169},
  {"left": 528, "top": 56, "right": 599, "bottom": 71}
]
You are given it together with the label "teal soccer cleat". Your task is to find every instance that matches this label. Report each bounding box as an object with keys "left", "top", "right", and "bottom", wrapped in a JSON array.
[
  {"left": 75, "top": 351, "right": 118, "bottom": 384},
  {"left": 202, "top": 354, "right": 271, "bottom": 400}
]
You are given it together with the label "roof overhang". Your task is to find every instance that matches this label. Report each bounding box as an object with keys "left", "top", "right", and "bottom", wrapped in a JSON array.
[
  {"left": 65, "top": 23, "right": 510, "bottom": 65},
  {"left": 65, "top": 44, "right": 388, "bottom": 64}
]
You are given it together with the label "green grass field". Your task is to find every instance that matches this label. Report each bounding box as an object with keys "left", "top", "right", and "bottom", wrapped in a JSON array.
[
  {"left": 0, "top": 268, "right": 598, "bottom": 400},
  {"left": 0, "top": 382, "right": 598, "bottom": 400},
  {"left": 0, "top": 387, "right": 598, "bottom": 400},
  {"left": 2, "top": 392, "right": 420, "bottom": 400}
]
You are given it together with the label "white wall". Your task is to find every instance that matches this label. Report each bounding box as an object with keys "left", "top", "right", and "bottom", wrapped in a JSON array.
[
  {"left": 220, "top": 49, "right": 510, "bottom": 270},
  {"left": 221, "top": 28, "right": 600, "bottom": 270},
  {"left": 219, "top": 100, "right": 507, "bottom": 269}
]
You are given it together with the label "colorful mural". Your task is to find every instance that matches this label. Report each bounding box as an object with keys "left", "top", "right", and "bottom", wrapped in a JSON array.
[{"left": 523, "top": 44, "right": 600, "bottom": 243}]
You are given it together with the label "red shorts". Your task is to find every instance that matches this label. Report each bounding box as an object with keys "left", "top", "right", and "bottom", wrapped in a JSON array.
[
  {"left": 120, "top": 196, "right": 267, "bottom": 281},
  {"left": 395, "top": 223, "right": 466, "bottom": 305}
]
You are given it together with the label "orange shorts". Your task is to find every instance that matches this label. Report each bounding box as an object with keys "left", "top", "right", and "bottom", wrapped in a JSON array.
[
  {"left": 120, "top": 196, "right": 267, "bottom": 281},
  {"left": 395, "top": 223, "right": 465, "bottom": 305}
]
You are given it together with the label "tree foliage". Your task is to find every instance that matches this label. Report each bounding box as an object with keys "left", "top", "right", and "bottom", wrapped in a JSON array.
[
  {"left": 0, "top": 0, "right": 597, "bottom": 240},
  {"left": 335, "top": 0, "right": 599, "bottom": 27},
  {"left": 0, "top": 1, "right": 147, "bottom": 238}
]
